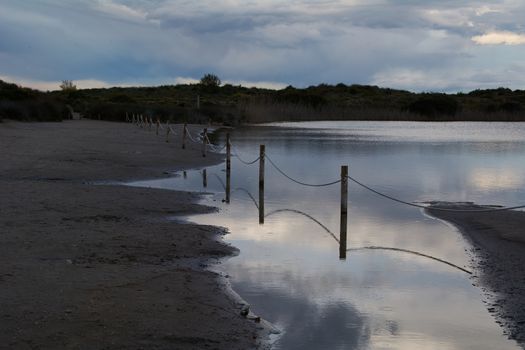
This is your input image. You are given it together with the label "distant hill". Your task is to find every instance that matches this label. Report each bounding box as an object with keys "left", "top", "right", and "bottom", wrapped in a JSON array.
[{"left": 2, "top": 79, "right": 525, "bottom": 123}]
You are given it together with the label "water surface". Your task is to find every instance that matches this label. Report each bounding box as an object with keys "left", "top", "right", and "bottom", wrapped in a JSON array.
[{"left": 132, "top": 121, "right": 525, "bottom": 349}]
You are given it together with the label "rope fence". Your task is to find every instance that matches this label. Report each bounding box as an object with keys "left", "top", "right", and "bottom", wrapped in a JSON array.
[{"left": 124, "top": 116, "right": 524, "bottom": 266}]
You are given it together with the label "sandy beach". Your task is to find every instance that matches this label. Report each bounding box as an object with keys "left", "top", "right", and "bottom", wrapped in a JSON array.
[
  {"left": 427, "top": 203, "right": 525, "bottom": 346},
  {"left": 0, "top": 120, "right": 265, "bottom": 349}
]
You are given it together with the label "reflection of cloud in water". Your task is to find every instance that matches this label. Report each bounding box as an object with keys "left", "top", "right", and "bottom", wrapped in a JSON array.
[
  {"left": 193, "top": 208, "right": 471, "bottom": 268},
  {"left": 470, "top": 168, "right": 524, "bottom": 190},
  {"left": 133, "top": 122, "right": 525, "bottom": 349},
  {"left": 226, "top": 262, "right": 517, "bottom": 349}
]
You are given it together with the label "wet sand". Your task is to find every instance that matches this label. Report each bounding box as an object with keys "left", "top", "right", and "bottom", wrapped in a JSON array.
[
  {"left": 0, "top": 120, "right": 266, "bottom": 349},
  {"left": 427, "top": 202, "right": 525, "bottom": 347}
]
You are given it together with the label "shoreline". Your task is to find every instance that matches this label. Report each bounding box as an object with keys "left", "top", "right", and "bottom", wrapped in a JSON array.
[
  {"left": 0, "top": 120, "right": 266, "bottom": 349},
  {"left": 427, "top": 202, "right": 525, "bottom": 347}
]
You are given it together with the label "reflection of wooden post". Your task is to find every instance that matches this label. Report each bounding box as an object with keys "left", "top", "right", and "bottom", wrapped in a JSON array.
[
  {"left": 203, "top": 169, "right": 207, "bottom": 188},
  {"left": 259, "top": 145, "right": 265, "bottom": 224},
  {"left": 182, "top": 123, "right": 187, "bottom": 149},
  {"left": 202, "top": 128, "right": 207, "bottom": 157},
  {"left": 340, "top": 165, "right": 348, "bottom": 260},
  {"left": 226, "top": 133, "right": 231, "bottom": 203},
  {"left": 166, "top": 122, "right": 170, "bottom": 142}
]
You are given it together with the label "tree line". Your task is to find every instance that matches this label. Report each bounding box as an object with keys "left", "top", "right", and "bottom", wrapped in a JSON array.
[{"left": 1, "top": 75, "right": 525, "bottom": 123}]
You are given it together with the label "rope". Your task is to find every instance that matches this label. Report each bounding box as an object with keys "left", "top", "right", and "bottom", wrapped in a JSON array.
[
  {"left": 265, "top": 208, "right": 339, "bottom": 243},
  {"left": 185, "top": 127, "right": 202, "bottom": 144},
  {"left": 234, "top": 153, "right": 260, "bottom": 165},
  {"left": 232, "top": 187, "right": 259, "bottom": 209},
  {"left": 346, "top": 175, "right": 525, "bottom": 212},
  {"left": 230, "top": 143, "right": 260, "bottom": 164},
  {"left": 265, "top": 154, "right": 341, "bottom": 187},
  {"left": 346, "top": 246, "right": 471, "bottom": 274},
  {"left": 211, "top": 173, "right": 226, "bottom": 191}
]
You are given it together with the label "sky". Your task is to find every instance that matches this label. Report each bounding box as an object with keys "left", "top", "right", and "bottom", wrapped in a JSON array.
[{"left": 1, "top": 0, "right": 525, "bottom": 92}]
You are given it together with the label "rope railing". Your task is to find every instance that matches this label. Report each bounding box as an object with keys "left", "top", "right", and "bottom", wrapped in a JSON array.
[
  {"left": 232, "top": 187, "right": 259, "bottom": 209},
  {"left": 346, "top": 174, "right": 525, "bottom": 213},
  {"left": 124, "top": 117, "right": 479, "bottom": 272},
  {"left": 265, "top": 208, "right": 339, "bottom": 243},
  {"left": 231, "top": 144, "right": 261, "bottom": 165},
  {"left": 125, "top": 118, "right": 525, "bottom": 214},
  {"left": 218, "top": 185, "right": 471, "bottom": 274},
  {"left": 265, "top": 154, "right": 342, "bottom": 187},
  {"left": 346, "top": 246, "right": 472, "bottom": 274}
]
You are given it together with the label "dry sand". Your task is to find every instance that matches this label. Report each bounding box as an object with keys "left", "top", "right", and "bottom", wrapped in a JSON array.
[
  {"left": 427, "top": 202, "right": 525, "bottom": 347},
  {"left": 0, "top": 120, "right": 267, "bottom": 349}
]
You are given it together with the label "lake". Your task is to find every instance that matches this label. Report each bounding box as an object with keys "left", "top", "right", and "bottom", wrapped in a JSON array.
[{"left": 131, "top": 121, "right": 525, "bottom": 349}]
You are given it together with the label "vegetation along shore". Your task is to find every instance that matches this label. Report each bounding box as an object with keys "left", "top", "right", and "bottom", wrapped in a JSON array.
[{"left": 2, "top": 77, "right": 525, "bottom": 124}]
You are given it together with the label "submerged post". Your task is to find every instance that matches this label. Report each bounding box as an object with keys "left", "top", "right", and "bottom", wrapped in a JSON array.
[
  {"left": 166, "top": 122, "right": 170, "bottom": 142},
  {"left": 156, "top": 118, "right": 160, "bottom": 135},
  {"left": 202, "top": 128, "right": 208, "bottom": 157},
  {"left": 182, "top": 123, "right": 187, "bottom": 149},
  {"left": 339, "top": 165, "right": 348, "bottom": 260},
  {"left": 226, "top": 133, "right": 231, "bottom": 203},
  {"left": 259, "top": 145, "right": 265, "bottom": 224},
  {"left": 203, "top": 169, "right": 207, "bottom": 188}
]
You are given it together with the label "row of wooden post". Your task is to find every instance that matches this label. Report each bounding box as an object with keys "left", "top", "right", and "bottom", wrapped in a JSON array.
[
  {"left": 201, "top": 138, "right": 348, "bottom": 260},
  {"left": 130, "top": 115, "right": 349, "bottom": 261},
  {"left": 131, "top": 116, "right": 349, "bottom": 259}
]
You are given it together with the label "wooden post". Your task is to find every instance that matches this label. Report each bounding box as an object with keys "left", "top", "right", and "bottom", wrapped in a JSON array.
[
  {"left": 126, "top": 112, "right": 129, "bottom": 122},
  {"left": 166, "top": 122, "right": 170, "bottom": 142},
  {"left": 182, "top": 123, "right": 187, "bottom": 149},
  {"left": 259, "top": 145, "right": 265, "bottom": 224},
  {"left": 132, "top": 114, "right": 135, "bottom": 124},
  {"left": 202, "top": 169, "right": 207, "bottom": 188},
  {"left": 156, "top": 118, "right": 160, "bottom": 135},
  {"left": 339, "top": 165, "right": 348, "bottom": 260},
  {"left": 226, "top": 133, "right": 231, "bottom": 203},
  {"left": 202, "top": 128, "right": 207, "bottom": 157},
  {"left": 183, "top": 171, "right": 187, "bottom": 179}
]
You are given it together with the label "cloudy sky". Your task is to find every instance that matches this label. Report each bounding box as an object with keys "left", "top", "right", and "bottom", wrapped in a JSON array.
[{"left": 1, "top": 0, "right": 524, "bottom": 92}]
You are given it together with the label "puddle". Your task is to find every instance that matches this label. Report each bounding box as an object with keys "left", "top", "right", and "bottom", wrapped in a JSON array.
[{"left": 130, "top": 121, "right": 525, "bottom": 349}]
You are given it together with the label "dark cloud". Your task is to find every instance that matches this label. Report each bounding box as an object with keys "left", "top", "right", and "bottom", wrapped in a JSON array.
[{"left": 0, "top": 0, "right": 524, "bottom": 91}]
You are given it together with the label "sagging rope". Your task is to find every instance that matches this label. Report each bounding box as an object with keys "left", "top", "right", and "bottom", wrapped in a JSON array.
[
  {"left": 185, "top": 126, "right": 202, "bottom": 144},
  {"left": 232, "top": 187, "right": 259, "bottom": 209},
  {"left": 346, "top": 246, "right": 472, "bottom": 274},
  {"left": 265, "top": 154, "right": 342, "bottom": 187},
  {"left": 346, "top": 175, "right": 525, "bottom": 213},
  {"left": 230, "top": 144, "right": 260, "bottom": 165},
  {"left": 265, "top": 208, "right": 339, "bottom": 243},
  {"left": 263, "top": 207, "right": 470, "bottom": 274}
]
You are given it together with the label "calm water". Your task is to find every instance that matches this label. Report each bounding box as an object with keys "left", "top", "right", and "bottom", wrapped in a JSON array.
[{"left": 131, "top": 121, "right": 525, "bottom": 349}]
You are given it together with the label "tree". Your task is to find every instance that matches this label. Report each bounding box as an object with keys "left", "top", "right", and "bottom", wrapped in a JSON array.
[
  {"left": 200, "top": 74, "right": 221, "bottom": 87},
  {"left": 60, "top": 80, "right": 77, "bottom": 91}
]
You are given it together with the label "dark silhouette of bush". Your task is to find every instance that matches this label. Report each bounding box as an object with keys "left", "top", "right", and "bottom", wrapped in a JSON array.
[
  {"left": 0, "top": 99, "right": 67, "bottom": 121},
  {"left": 408, "top": 94, "right": 459, "bottom": 118}
]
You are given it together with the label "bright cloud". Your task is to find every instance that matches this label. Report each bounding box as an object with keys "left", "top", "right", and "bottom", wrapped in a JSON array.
[{"left": 472, "top": 31, "right": 525, "bottom": 45}]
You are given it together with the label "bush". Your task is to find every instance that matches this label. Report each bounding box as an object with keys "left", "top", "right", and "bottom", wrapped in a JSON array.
[{"left": 408, "top": 94, "right": 459, "bottom": 118}]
